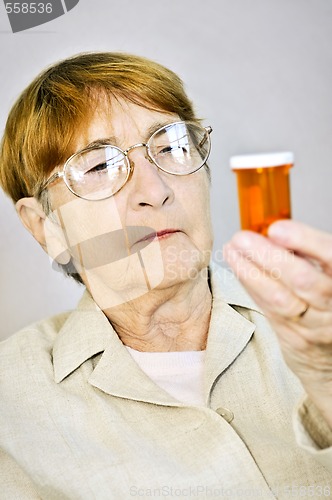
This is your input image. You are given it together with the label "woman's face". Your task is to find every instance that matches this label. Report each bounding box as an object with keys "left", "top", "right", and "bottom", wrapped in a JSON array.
[{"left": 45, "top": 98, "right": 213, "bottom": 308}]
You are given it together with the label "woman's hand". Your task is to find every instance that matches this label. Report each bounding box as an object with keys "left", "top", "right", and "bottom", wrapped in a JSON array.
[{"left": 223, "top": 220, "right": 332, "bottom": 428}]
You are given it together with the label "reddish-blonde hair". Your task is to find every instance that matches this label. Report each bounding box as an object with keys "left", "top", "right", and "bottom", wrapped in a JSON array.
[{"left": 0, "top": 52, "right": 197, "bottom": 203}]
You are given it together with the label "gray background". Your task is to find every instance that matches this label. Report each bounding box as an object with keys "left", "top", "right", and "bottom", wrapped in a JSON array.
[{"left": 1, "top": 0, "right": 331, "bottom": 339}]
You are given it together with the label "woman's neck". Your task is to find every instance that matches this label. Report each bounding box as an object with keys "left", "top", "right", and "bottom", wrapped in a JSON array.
[{"left": 103, "top": 270, "right": 212, "bottom": 352}]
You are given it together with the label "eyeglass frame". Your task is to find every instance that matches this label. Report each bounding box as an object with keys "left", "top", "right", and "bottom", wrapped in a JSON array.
[{"left": 37, "top": 120, "right": 212, "bottom": 201}]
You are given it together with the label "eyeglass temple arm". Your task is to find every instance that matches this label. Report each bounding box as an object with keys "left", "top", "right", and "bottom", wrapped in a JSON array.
[
  {"left": 38, "top": 171, "right": 63, "bottom": 196},
  {"left": 198, "top": 126, "right": 212, "bottom": 149}
]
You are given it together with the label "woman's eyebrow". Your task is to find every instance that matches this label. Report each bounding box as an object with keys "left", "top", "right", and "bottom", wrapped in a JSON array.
[
  {"left": 144, "top": 121, "right": 173, "bottom": 141},
  {"left": 84, "top": 136, "right": 118, "bottom": 149},
  {"left": 83, "top": 121, "right": 176, "bottom": 150}
]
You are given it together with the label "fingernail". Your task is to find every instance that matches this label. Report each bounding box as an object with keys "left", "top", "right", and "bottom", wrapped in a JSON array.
[
  {"left": 268, "top": 221, "right": 289, "bottom": 240},
  {"left": 267, "top": 220, "right": 292, "bottom": 243},
  {"left": 230, "top": 232, "right": 256, "bottom": 250}
]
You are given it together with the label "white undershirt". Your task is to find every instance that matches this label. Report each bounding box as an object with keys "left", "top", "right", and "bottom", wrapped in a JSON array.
[{"left": 126, "top": 347, "right": 206, "bottom": 406}]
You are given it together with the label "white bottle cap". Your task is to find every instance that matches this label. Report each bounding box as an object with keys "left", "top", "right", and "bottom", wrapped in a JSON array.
[{"left": 230, "top": 151, "right": 294, "bottom": 169}]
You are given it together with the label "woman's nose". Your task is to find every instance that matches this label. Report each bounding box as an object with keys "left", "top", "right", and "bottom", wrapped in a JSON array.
[{"left": 127, "top": 148, "right": 174, "bottom": 209}]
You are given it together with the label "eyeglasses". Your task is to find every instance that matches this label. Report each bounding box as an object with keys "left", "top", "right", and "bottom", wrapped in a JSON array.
[{"left": 38, "top": 121, "right": 212, "bottom": 201}]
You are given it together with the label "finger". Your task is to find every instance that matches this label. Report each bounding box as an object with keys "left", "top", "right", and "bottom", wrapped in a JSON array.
[
  {"left": 282, "top": 305, "right": 332, "bottom": 342},
  {"left": 227, "top": 230, "right": 332, "bottom": 311},
  {"left": 223, "top": 244, "right": 332, "bottom": 343},
  {"left": 223, "top": 243, "right": 306, "bottom": 317},
  {"left": 268, "top": 220, "right": 332, "bottom": 276},
  {"left": 269, "top": 314, "right": 332, "bottom": 360}
]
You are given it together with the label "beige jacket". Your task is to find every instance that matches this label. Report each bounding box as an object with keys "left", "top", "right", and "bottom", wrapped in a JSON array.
[{"left": 1, "top": 264, "right": 331, "bottom": 499}]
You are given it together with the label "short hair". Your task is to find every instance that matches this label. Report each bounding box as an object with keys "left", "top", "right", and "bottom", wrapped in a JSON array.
[{"left": 0, "top": 52, "right": 198, "bottom": 203}]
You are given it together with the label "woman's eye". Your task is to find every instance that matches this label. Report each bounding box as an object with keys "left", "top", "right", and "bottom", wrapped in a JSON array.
[
  {"left": 85, "top": 162, "right": 108, "bottom": 174},
  {"left": 159, "top": 146, "right": 172, "bottom": 154},
  {"left": 159, "top": 144, "right": 188, "bottom": 155}
]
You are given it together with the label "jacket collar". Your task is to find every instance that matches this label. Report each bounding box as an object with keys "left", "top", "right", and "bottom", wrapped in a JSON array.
[
  {"left": 53, "top": 263, "right": 261, "bottom": 404},
  {"left": 53, "top": 292, "right": 112, "bottom": 383}
]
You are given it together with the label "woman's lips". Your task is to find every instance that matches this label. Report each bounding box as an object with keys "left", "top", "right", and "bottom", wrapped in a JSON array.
[
  {"left": 155, "top": 229, "right": 180, "bottom": 240},
  {"left": 136, "top": 229, "right": 180, "bottom": 244}
]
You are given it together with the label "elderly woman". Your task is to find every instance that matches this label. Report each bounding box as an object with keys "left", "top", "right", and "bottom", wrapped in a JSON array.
[{"left": 0, "top": 52, "right": 331, "bottom": 498}]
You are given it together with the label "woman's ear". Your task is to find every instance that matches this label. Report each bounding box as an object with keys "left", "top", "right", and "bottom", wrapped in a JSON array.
[
  {"left": 16, "top": 197, "right": 47, "bottom": 249},
  {"left": 15, "top": 197, "right": 71, "bottom": 265}
]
